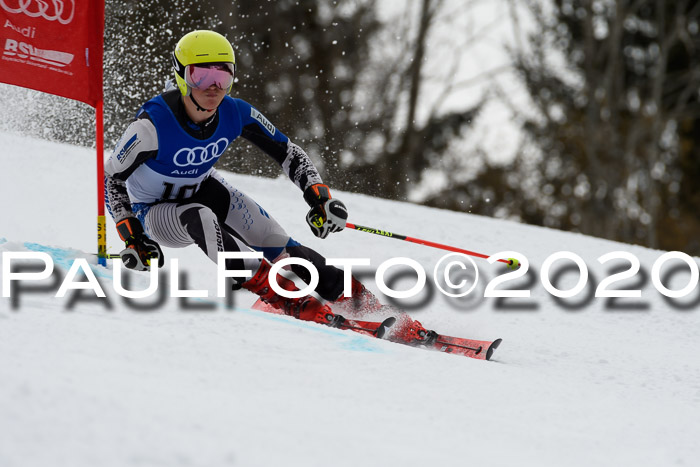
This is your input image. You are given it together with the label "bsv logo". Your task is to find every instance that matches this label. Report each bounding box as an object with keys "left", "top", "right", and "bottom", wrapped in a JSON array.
[
  {"left": 116, "top": 133, "right": 139, "bottom": 163},
  {"left": 3, "top": 38, "right": 73, "bottom": 67},
  {"left": 1, "top": 0, "right": 75, "bottom": 25},
  {"left": 172, "top": 138, "right": 229, "bottom": 167}
]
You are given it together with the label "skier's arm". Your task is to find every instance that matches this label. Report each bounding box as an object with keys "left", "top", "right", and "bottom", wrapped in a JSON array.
[
  {"left": 105, "top": 117, "right": 158, "bottom": 222},
  {"left": 105, "top": 117, "right": 163, "bottom": 270},
  {"left": 235, "top": 100, "right": 347, "bottom": 238},
  {"left": 235, "top": 99, "right": 323, "bottom": 191}
]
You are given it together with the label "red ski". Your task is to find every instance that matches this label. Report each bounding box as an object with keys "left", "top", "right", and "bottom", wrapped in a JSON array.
[
  {"left": 250, "top": 298, "right": 395, "bottom": 339},
  {"left": 424, "top": 334, "right": 502, "bottom": 361},
  {"left": 251, "top": 298, "right": 501, "bottom": 360},
  {"left": 382, "top": 315, "right": 502, "bottom": 361}
]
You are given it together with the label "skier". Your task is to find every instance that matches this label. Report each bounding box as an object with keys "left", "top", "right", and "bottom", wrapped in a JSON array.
[{"left": 105, "top": 29, "right": 427, "bottom": 340}]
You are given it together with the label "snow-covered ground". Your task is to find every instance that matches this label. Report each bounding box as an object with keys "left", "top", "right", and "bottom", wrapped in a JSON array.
[{"left": 1, "top": 131, "right": 699, "bottom": 467}]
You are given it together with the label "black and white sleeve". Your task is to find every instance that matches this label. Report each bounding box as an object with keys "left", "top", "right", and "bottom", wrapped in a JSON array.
[
  {"left": 280, "top": 141, "right": 324, "bottom": 192},
  {"left": 238, "top": 106, "right": 324, "bottom": 192},
  {"left": 105, "top": 118, "right": 158, "bottom": 222}
]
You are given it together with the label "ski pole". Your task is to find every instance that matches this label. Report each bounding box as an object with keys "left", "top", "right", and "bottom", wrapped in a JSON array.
[
  {"left": 345, "top": 222, "right": 519, "bottom": 268},
  {"left": 91, "top": 253, "right": 120, "bottom": 259}
]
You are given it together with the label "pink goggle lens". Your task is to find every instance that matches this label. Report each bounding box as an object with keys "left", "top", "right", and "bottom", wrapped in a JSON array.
[{"left": 185, "top": 64, "right": 234, "bottom": 90}]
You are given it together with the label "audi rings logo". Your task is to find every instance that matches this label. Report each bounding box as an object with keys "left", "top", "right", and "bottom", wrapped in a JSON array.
[
  {"left": 1, "top": 0, "right": 75, "bottom": 24},
  {"left": 172, "top": 138, "right": 229, "bottom": 167}
]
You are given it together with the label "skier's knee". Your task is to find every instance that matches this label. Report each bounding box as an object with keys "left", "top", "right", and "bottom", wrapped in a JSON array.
[{"left": 178, "top": 204, "right": 215, "bottom": 236}]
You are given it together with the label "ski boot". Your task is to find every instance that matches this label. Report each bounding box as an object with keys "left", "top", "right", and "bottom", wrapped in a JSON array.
[
  {"left": 242, "top": 259, "right": 341, "bottom": 326},
  {"left": 389, "top": 315, "right": 438, "bottom": 346},
  {"left": 332, "top": 276, "right": 384, "bottom": 315}
]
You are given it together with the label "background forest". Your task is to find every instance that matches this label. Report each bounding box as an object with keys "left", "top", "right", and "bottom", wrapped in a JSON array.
[{"left": 1, "top": 0, "right": 699, "bottom": 254}]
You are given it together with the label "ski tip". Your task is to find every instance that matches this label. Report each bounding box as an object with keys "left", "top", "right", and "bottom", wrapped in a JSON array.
[
  {"left": 485, "top": 338, "right": 502, "bottom": 361},
  {"left": 375, "top": 316, "right": 397, "bottom": 339}
]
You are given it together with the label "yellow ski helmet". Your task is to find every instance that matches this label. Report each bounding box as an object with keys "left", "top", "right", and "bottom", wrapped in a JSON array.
[{"left": 172, "top": 30, "right": 236, "bottom": 96}]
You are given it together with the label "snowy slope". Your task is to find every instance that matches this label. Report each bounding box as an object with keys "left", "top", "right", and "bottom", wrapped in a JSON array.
[{"left": 1, "top": 131, "right": 699, "bottom": 467}]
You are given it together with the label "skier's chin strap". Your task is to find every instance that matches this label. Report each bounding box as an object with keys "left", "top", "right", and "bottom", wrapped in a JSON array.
[{"left": 190, "top": 94, "right": 215, "bottom": 113}]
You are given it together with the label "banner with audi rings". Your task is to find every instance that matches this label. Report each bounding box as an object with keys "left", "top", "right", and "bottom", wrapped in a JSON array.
[{"left": 0, "top": 0, "right": 103, "bottom": 107}]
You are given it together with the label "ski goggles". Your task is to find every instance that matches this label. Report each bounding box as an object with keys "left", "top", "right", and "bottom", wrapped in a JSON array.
[{"left": 184, "top": 63, "right": 235, "bottom": 91}]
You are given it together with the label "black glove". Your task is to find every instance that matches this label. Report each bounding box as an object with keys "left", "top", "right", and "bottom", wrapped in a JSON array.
[
  {"left": 303, "top": 184, "right": 348, "bottom": 239},
  {"left": 116, "top": 218, "right": 164, "bottom": 271}
]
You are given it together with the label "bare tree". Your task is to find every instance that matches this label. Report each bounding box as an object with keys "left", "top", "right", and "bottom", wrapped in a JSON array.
[
  {"left": 212, "top": 0, "right": 484, "bottom": 202},
  {"left": 494, "top": 0, "right": 700, "bottom": 251}
]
